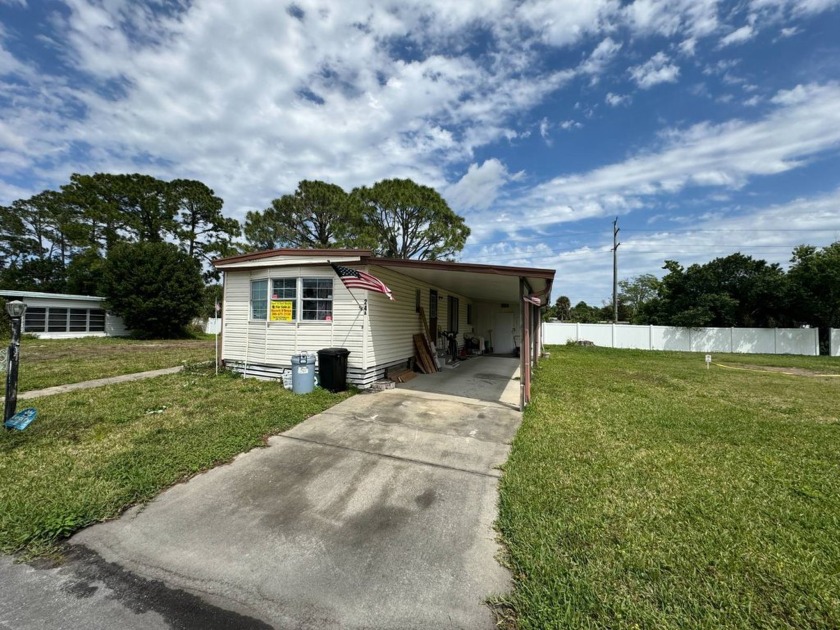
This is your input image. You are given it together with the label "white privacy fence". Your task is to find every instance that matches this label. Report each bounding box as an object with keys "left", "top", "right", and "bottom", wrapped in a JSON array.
[
  {"left": 544, "top": 323, "right": 823, "bottom": 356},
  {"left": 832, "top": 329, "right": 840, "bottom": 357}
]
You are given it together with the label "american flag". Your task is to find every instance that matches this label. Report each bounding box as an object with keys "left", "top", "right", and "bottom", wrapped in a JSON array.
[{"left": 331, "top": 263, "right": 394, "bottom": 300}]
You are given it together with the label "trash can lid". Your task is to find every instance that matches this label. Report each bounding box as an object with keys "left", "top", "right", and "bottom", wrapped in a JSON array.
[{"left": 318, "top": 347, "right": 350, "bottom": 356}]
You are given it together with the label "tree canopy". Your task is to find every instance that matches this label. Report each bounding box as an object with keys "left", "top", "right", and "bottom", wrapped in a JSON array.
[
  {"left": 352, "top": 178, "right": 469, "bottom": 260},
  {"left": 0, "top": 173, "right": 239, "bottom": 292},
  {"left": 243, "top": 180, "right": 368, "bottom": 251},
  {"left": 640, "top": 254, "right": 790, "bottom": 328},
  {"left": 243, "top": 177, "right": 469, "bottom": 260},
  {"left": 787, "top": 243, "right": 840, "bottom": 330}
]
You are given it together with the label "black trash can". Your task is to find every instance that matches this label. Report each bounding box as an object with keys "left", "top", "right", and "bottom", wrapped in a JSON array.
[{"left": 318, "top": 348, "right": 350, "bottom": 392}]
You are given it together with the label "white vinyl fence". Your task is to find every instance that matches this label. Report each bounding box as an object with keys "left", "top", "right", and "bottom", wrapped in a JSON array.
[
  {"left": 204, "top": 317, "right": 222, "bottom": 335},
  {"left": 831, "top": 329, "right": 840, "bottom": 357},
  {"left": 545, "top": 323, "right": 822, "bottom": 356}
]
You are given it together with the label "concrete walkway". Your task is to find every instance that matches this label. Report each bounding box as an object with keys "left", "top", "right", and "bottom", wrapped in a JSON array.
[
  {"left": 1, "top": 367, "right": 183, "bottom": 404},
  {"left": 1, "top": 357, "right": 521, "bottom": 629}
]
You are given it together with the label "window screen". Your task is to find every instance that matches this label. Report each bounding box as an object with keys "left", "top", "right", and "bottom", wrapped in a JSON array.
[
  {"left": 23, "top": 307, "right": 46, "bottom": 333},
  {"left": 48, "top": 308, "right": 69, "bottom": 332},
  {"left": 69, "top": 309, "right": 88, "bottom": 332},
  {"left": 251, "top": 279, "right": 268, "bottom": 320},
  {"left": 89, "top": 309, "right": 106, "bottom": 332},
  {"left": 301, "top": 278, "right": 333, "bottom": 321}
]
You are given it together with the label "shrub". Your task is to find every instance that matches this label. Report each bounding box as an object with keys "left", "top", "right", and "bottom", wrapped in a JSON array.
[{"left": 101, "top": 242, "right": 204, "bottom": 338}]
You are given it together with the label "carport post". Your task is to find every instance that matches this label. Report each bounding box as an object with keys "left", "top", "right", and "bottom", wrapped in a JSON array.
[
  {"left": 534, "top": 306, "right": 541, "bottom": 364},
  {"left": 520, "top": 278, "right": 531, "bottom": 407},
  {"left": 520, "top": 278, "right": 526, "bottom": 410}
]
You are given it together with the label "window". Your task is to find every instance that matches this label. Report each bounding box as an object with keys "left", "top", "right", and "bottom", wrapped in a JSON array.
[
  {"left": 467, "top": 304, "right": 473, "bottom": 325},
  {"left": 48, "top": 308, "right": 68, "bottom": 332},
  {"left": 22, "top": 306, "right": 106, "bottom": 333},
  {"left": 251, "top": 277, "right": 333, "bottom": 322},
  {"left": 89, "top": 309, "right": 106, "bottom": 332},
  {"left": 69, "top": 309, "right": 88, "bottom": 332},
  {"left": 302, "top": 278, "right": 333, "bottom": 321},
  {"left": 251, "top": 279, "right": 268, "bottom": 320},
  {"left": 23, "top": 307, "right": 46, "bottom": 333},
  {"left": 271, "top": 278, "right": 297, "bottom": 321},
  {"left": 447, "top": 296, "right": 459, "bottom": 333}
]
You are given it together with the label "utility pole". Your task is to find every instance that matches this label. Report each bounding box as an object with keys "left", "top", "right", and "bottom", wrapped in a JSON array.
[{"left": 612, "top": 217, "right": 620, "bottom": 323}]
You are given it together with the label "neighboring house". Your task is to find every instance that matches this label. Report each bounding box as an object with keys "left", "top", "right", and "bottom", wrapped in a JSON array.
[
  {"left": 213, "top": 249, "right": 554, "bottom": 404},
  {"left": 0, "top": 290, "right": 128, "bottom": 339}
]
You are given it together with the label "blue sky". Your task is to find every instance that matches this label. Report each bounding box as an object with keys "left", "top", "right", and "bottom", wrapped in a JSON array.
[{"left": 1, "top": 0, "right": 840, "bottom": 304}]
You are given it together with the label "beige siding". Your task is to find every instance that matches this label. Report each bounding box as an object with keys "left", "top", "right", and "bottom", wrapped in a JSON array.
[
  {"left": 365, "top": 265, "right": 475, "bottom": 369},
  {"left": 221, "top": 265, "right": 365, "bottom": 372}
]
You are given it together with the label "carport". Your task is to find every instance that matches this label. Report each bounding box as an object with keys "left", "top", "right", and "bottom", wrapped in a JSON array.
[{"left": 369, "top": 257, "right": 554, "bottom": 408}]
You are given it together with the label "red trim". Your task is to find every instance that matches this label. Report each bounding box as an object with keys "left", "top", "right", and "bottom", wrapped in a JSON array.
[
  {"left": 213, "top": 248, "right": 372, "bottom": 266},
  {"left": 370, "top": 256, "right": 555, "bottom": 279}
]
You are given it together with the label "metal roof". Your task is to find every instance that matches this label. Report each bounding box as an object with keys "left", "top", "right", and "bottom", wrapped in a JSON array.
[
  {"left": 0, "top": 289, "right": 104, "bottom": 302},
  {"left": 213, "top": 248, "right": 555, "bottom": 306}
]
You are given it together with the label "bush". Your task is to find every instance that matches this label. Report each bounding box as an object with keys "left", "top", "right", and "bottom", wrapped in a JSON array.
[{"left": 101, "top": 242, "right": 204, "bottom": 338}]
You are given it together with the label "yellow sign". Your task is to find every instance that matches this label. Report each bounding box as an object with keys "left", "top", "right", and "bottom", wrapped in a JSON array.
[{"left": 270, "top": 300, "right": 293, "bottom": 322}]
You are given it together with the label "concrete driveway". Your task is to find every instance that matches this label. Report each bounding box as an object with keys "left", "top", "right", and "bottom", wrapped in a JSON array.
[{"left": 18, "top": 357, "right": 522, "bottom": 629}]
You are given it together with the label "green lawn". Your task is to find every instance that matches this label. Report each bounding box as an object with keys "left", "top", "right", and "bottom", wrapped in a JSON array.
[
  {"left": 1, "top": 336, "right": 214, "bottom": 394},
  {"left": 0, "top": 365, "right": 351, "bottom": 557},
  {"left": 497, "top": 346, "right": 839, "bottom": 629}
]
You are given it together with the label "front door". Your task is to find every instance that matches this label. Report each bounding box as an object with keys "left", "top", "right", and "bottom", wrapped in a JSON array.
[{"left": 492, "top": 312, "right": 515, "bottom": 354}]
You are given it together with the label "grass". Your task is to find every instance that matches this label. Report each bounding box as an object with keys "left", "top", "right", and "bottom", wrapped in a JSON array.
[
  {"left": 0, "top": 365, "right": 351, "bottom": 557},
  {"left": 496, "top": 346, "right": 840, "bottom": 629},
  {"left": 1, "top": 336, "right": 215, "bottom": 394}
]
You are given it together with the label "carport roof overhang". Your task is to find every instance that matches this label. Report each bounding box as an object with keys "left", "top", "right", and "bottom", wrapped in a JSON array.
[
  {"left": 370, "top": 258, "right": 553, "bottom": 305},
  {"left": 213, "top": 248, "right": 555, "bottom": 306}
]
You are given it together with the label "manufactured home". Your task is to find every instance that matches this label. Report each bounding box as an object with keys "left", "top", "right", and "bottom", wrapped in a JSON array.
[
  {"left": 0, "top": 290, "right": 128, "bottom": 339},
  {"left": 213, "top": 249, "right": 554, "bottom": 406}
]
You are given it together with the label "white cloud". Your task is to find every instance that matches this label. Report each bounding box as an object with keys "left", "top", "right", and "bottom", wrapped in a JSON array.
[
  {"left": 622, "top": 0, "right": 721, "bottom": 38},
  {"left": 578, "top": 37, "right": 622, "bottom": 77},
  {"left": 516, "top": 0, "right": 618, "bottom": 47},
  {"left": 539, "top": 117, "right": 552, "bottom": 145},
  {"left": 751, "top": 0, "right": 840, "bottom": 17},
  {"left": 679, "top": 37, "right": 697, "bottom": 56},
  {"left": 480, "top": 82, "right": 840, "bottom": 236},
  {"left": 0, "top": 0, "right": 581, "bottom": 212},
  {"left": 605, "top": 92, "right": 630, "bottom": 106},
  {"left": 628, "top": 52, "right": 680, "bottom": 88},
  {"left": 770, "top": 83, "right": 812, "bottom": 105},
  {"left": 779, "top": 26, "right": 801, "bottom": 37},
  {"left": 464, "top": 188, "right": 840, "bottom": 304},
  {"left": 719, "top": 24, "right": 756, "bottom": 47},
  {"left": 559, "top": 120, "right": 583, "bottom": 130},
  {"left": 445, "top": 159, "right": 512, "bottom": 211}
]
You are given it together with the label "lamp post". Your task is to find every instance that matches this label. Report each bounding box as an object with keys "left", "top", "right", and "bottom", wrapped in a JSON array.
[{"left": 4, "top": 300, "right": 27, "bottom": 425}]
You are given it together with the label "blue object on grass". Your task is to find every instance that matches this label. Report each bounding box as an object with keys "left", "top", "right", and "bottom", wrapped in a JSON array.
[{"left": 4, "top": 408, "right": 37, "bottom": 431}]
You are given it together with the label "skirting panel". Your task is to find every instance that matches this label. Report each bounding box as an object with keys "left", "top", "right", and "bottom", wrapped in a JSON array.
[{"left": 224, "top": 356, "right": 414, "bottom": 390}]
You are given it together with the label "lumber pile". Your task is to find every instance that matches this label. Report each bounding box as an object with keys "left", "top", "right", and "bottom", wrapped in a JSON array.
[
  {"left": 386, "top": 367, "right": 416, "bottom": 383},
  {"left": 413, "top": 333, "right": 438, "bottom": 374},
  {"left": 417, "top": 307, "right": 439, "bottom": 373}
]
